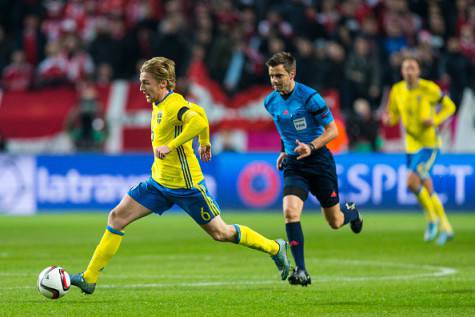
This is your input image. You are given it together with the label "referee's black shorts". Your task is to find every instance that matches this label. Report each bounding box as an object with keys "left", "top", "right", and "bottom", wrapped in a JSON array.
[{"left": 282, "top": 146, "right": 339, "bottom": 208}]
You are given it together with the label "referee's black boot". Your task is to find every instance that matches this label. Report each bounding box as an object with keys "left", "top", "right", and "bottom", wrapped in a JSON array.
[
  {"left": 346, "top": 202, "right": 363, "bottom": 234},
  {"left": 288, "top": 267, "right": 311, "bottom": 287}
]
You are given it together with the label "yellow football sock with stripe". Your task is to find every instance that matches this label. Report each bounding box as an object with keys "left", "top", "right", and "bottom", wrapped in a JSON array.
[
  {"left": 233, "top": 224, "right": 279, "bottom": 256},
  {"left": 83, "top": 226, "right": 124, "bottom": 283},
  {"left": 431, "top": 193, "right": 453, "bottom": 233},
  {"left": 416, "top": 187, "right": 438, "bottom": 222}
]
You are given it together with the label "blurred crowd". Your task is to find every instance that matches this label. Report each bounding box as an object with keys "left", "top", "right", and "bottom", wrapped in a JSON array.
[{"left": 1, "top": 0, "right": 474, "bottom": 152}]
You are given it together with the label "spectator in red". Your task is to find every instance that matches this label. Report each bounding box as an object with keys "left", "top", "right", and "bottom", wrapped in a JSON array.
[
  {"left": 42, "top": 0, "right": 66, "bottom": 42},
  {"left": 36, "top": 41, "right": 68, "bottom": 88},
  {"left": 1, "top": 50, "right": 33, "bottom": 91},
  {"left": 63, "top": 33, "right": 95, "bottom": 82},
  {"left": 17, "top": 14, "right": 46, "bottom": 66}
]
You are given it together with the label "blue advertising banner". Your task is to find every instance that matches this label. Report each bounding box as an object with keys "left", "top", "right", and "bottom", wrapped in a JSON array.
[
  {"left": 36, "top": 154, "right": 151, "bottom": 210},
  {"left": 214, "top": 153, "right": 475, "bottom": 210},
  {"left": 31, "top": 153, "right": 475, "bottom": 212}
]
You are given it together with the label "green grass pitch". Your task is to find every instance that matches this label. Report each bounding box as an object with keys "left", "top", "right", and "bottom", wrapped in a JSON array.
[{"left": 0, "top": 211, "right": 474, "bottom": 317}]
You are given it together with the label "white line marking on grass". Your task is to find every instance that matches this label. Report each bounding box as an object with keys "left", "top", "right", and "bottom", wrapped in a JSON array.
[
  {"left": 0, "top": 272, "right": 30, "bottom": 277},
  {"left": 0, "top": 259, "right": 458, "bottom": 290},
  {"left": 310, "top": 259, "right": 458, "bottom": 281},
  {"left": 101, "top": 280, "right": 277, "bottom": 289}
]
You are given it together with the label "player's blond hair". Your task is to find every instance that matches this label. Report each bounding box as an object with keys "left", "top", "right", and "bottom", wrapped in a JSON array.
[
  {"left": 401, "top": 55, "right": 421, "bottom": 68},
  {"left": 140, "top": 57, "right": 176, "bottom": 90}
]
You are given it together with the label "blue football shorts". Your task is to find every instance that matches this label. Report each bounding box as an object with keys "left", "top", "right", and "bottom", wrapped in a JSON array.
[
  {"left": 406, "top": 148, "right": 439, "bottom": 179},
  {"left": 128, "top": 177, "right": 221, "bottom": 225},
  {"left": 282, "top": 146, "right": 339, "bottom": 208}
]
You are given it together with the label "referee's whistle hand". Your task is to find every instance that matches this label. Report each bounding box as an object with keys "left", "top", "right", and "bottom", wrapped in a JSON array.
[{"left": 294, "top": 140, "right": 311, "bottom": 160}]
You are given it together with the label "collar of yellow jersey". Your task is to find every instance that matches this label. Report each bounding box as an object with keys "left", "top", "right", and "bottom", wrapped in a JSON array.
[{"left": 153, "top": 90, "right": 174, "bottom": 107}]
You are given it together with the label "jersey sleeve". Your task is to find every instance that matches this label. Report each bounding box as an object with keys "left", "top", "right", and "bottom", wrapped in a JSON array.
[
  {"left": 188, "top": 102, "right": 211, "bottom": 146},
  {"left": 306, "top": 92, "right": 334, "bottom": 126},
  {"left": 419, "top": 89, "right": 433, "bottom": 122},
  {"left": 263, "top": 94, "right": 273, "bottom": 113},
  {"left": 427, "top": 82, "right": 456, "bottom": 126},
  {"left": 428, "top": 81, "right": 443, "bottom": 104}
]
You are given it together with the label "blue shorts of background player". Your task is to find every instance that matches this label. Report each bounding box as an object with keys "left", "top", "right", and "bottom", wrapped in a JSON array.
[
  {"left": 406, "top": 148, "right": 439, "bottom": 180},
  {"left": 128, "top": 177, "right": 220, "bottom": 225}
]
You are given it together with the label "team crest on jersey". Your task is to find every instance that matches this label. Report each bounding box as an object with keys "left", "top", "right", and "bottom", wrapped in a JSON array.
[
  {"left": 157, "top": 111, "right": 163, "bottom": 124},
  {"left": 293, "top": 117, "right": 307, "bottom": 130}
]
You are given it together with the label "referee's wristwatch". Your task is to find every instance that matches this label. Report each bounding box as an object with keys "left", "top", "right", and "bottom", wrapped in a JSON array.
[{"left": 307, "top": 143, "right": 317, "bottom": 152}]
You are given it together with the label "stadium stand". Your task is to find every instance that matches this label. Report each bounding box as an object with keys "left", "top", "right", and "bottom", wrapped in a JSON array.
[{"left": 0, "top": 0, "right": 474, "bottom": 153}]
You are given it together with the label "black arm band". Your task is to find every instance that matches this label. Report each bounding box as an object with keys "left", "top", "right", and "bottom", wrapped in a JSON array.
[
  {"left": 437, "top": 94, "right": 445, "bottom": 104},
  {"left": 281, "top": 139, "right": 285, "bottom": 152},
  {"left": 308, "top": 143, "right": 317, "bottom": 152},
  {"left": 177, "top": 106, "right": 190, "bottom": 121}
]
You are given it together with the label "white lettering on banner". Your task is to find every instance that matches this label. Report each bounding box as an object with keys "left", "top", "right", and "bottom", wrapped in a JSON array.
[
  {"left": 0, "top": 155, "right": 36, "bottom": 214},
  {"left": 449, "top": 165, "right": 472, "bottom": 205},
  {"left": 432, "top": 165, "right": 473, "bottom": 205},
  {"left": 397, "top": 166, "right": 417, "bottom": 205},
  {"left": 346, "top": 164, "right": 371, "bottom": 204},
  {"left": 335, "top": 164, "right": 345, "bottom": 201},
  {"left": 334, "top": 163, "right": 472, "bottom": 207},
  {"left": 37, "top": 168, "right": 148, "bottom": 204},
  {"left": 433, "top": 165, "right": 450, "bottom": 204},
  {"left": 372, "top": 164, "right": 397, "bottom": 204}
]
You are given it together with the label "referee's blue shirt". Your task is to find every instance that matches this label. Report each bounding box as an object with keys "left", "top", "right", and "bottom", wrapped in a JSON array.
[{"left": 264, "top": 82, "right": 334, "bottom": 156}]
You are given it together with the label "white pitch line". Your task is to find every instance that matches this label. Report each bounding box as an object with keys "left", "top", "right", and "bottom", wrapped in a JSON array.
[
  {"left": 102, "top": 280, "right": 277, "bottom": 289},
  {"left": 0, "top": 272, "right": 30, "bottom": 277},
  {"left": 0, "top": 259, "right": 458, "bottom": 291}
]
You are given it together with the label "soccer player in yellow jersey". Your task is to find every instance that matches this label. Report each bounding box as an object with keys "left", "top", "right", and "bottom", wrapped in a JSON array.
[
  {"left": 385, "top": 57, "right": 456, "bottom": 245},
  {"left": 70, "top": 57, "right": 290, "bottom": 294}
]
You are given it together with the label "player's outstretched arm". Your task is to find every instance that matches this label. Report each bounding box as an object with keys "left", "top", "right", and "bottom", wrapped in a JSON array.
[
  {"left": 167, "top": 111, "right": 207, "bottom": 151},
  {"left": 434, "top": 95, "right": 456, "bottom": 126},
  {"left": 191, "top": 104, "right": 211, "bottom": 148}
]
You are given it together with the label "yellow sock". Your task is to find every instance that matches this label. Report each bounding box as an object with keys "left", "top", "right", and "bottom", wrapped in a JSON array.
[
  {"left": 431, "top": 193, "right": 453, "bottom": 233},
  {"left": 234, "top": 224, "right": 279, "bottom": 255},
  {"left": 83, "top": 226, "right": 124, "bottom": 283},
  {"left": 416, "top": 187, "right": 438, "bottom": 222}
]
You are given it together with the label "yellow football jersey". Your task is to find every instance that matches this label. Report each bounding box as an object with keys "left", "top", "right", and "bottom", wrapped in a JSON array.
[
  {"left": 150, "top": 92, "right": 210, "bottom": 189},
  {"left": 387, "top": 79, "right": 455, "bottom": 153}
]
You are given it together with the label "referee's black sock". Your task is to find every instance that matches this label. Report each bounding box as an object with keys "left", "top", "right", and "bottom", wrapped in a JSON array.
[
  {"left": 341, "top": 202, "right": 358, "bottom": 225},
  {"left": 285, "top": 222, "right": 306, "bottom": 270}
]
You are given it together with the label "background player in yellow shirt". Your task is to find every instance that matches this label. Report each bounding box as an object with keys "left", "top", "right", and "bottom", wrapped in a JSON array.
[
  {"left": 384, "top": 57, "right": 456, "bottom": 245},
  {"left": 70, "top": 57, "right": 290, "bottom": 294}
]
